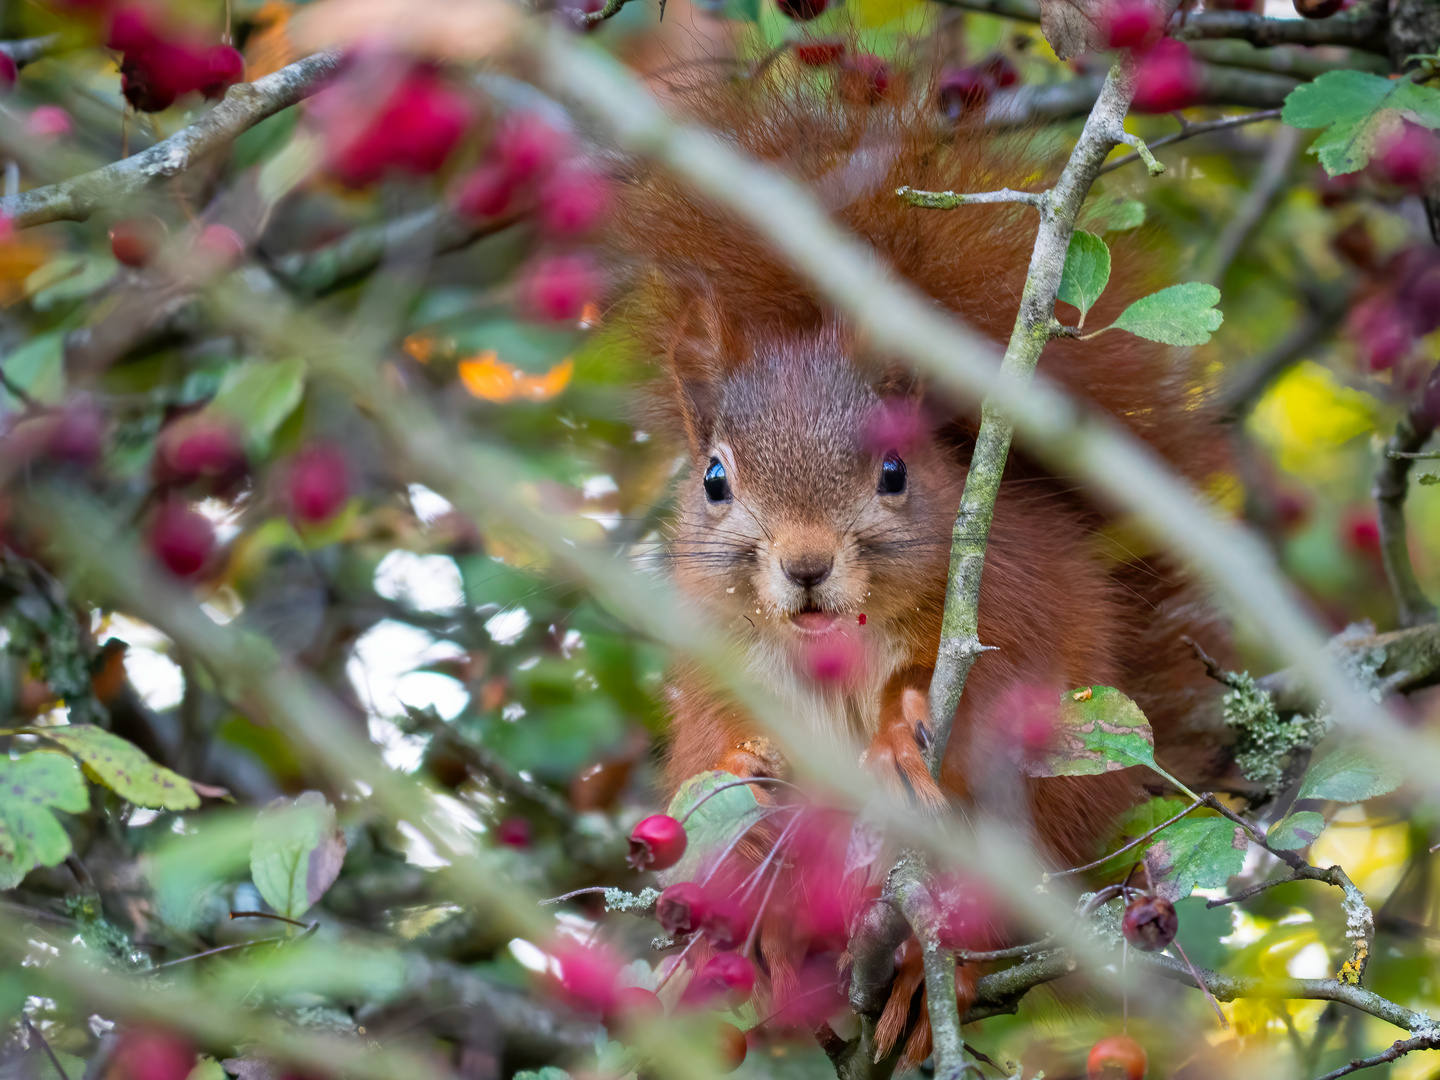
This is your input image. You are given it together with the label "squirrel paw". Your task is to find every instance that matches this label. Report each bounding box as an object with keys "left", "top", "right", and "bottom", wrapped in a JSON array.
[{"left": 864, "top": 687, "right": 947, "bottom": 811}]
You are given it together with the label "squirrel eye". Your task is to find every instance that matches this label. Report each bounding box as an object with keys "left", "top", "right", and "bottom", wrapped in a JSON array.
[
  {"left": 704, "top": 457, "right": 732, "bottom": 503},
  {"left": 879, "top": 452, "right": 907, "bottom": 495}
]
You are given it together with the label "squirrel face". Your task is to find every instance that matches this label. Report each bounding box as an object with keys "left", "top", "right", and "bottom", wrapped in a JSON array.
[{"left": 667, "top": 341, "right": 960, "bottom": 683}]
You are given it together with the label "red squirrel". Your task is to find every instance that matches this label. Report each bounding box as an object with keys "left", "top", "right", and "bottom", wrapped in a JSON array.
[{"left": 604, "top": 59, "right": 1233, "bottom": 1068}]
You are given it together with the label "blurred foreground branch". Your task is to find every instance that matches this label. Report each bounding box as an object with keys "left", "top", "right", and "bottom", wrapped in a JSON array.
[
  {"left": 0, "top": 50, "right": 342, "bottom": 228},
  {"left": 1375, "top": 367, "right": 1440, "bottom": 628}
]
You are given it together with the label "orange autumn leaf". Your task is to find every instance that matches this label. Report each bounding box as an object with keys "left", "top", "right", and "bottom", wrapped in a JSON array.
[
  {"left": 458, "top": 353, "right": 573, "bottom": 403},
  {"left": 0, "top": 230, "right": 53, "bottom": 306},
  {"left": 244, "top": 1, "right": 298, "bottom": 81}
]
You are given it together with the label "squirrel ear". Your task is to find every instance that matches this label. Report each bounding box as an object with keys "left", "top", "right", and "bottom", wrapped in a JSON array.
[
  {"left": 664, "top": 290, "right": 737, "bottom": 453},
  {"left": 872, "top": 363, "right": 926, "bottom": 402}
]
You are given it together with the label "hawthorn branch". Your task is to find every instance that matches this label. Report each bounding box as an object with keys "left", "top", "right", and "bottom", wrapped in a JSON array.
[
  {"left": 1098, "top": 108, "right": 1282, "bottom": 176},
  {"left": 0, "top": 35, "right": 62, "bottom": 67},
  {"left": 896, "top": 185, "right": 1044, "bottom": 208},
  {"left": 924, "top": 53, "right": 1141, "bottom": 781},
  {"left": 0, "top": 50, "right": 343, "bottom": 228},
  {"left": 1374, "top": 366, "right": 1440, "bottom": 628},
  {"left": 891, "top": 854, "right": 972, "bottom": 1080},
  {"left": 1312, "top": 1036, "right": 1440, "bottom": 1080}
]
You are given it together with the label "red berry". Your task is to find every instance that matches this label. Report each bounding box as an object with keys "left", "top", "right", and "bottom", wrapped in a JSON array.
[
  {"left": 1344, "top": 510, "right": 1381, "bottom": 555},
  {"left": 686, "top": 953, "right": 755, "bottom": 1008},
  {"left": 553, "top": 942, "right": 619, "bottom": 1014},
  {"left": 607, "top": 986, "right": 664, "bottom": 1035},
  {"left": 149, "top": 500, "right": 215, "bottom": 578},
  {"left": 981, "top": 53, "right": 1019, "bottom": 88},
  {"left": 114, "top": 1030, "right": 196, "bottom": 1080},
  {"left": 656, "top": 881, "right": 708, "bottom": 936},
  {"left": 196, "top": 223, "right": 245, "bottom": 267},
  {"left": 1132, "top": 39, "right": 1202, "bottom": 113},
  {"left": 0, "top": 52, "right": 16, "bottom": 92},
  {"left": 1087, "top": 1034, "right": 1147, "bottom": 1080},
  {"left": 716, "top": 1021, "right": 748, "bottom": 1073},
  {"left": 519, "top": 253, "right": 600, "bottom": 323},
  {"left": 107, "top": 8, "right": 157, "bottom": 54},
  {"left": 793, "top": 40, "right": 845, "bottom": 65},
  {"left": 1293, "top": 0, "right": 1345, "bottom": 16},
  {"left": 627, "top": 813, "right": 687, "bottom": 871},
  {"left": 1121, "top": 894, "right": 1178, "bottom": 951},
  {"left": 159, "top": 416, "right": 244, "bottom": 482},
  {"left": 842, "top": 54, "right": 891, "bottom": 104},
  {"left": 538, "top": 163, "right": 611, "bottom": 237},
  {"left": 1207, "top": 0, "right": 1259, "bottom": 9},
  {"left": 110, "top": 217, "right": 166, "bottom": 268},
  {"left": 1370, "top": 122, "right": 1440, "bottom": 191},
  {"left": 1400, "top": 263, "right": 1440, "bottom": 337},
  {"left": 321, "top": 65, "right": 473, "bottom": 187},
  {"left": 287, "top": 444, "right": 350, "bottom": 523},
  {"left": 1099, "top": 0, "right": 1164, "bottom": 49},
  {"left": 777, "top": 0, "right": 827, "bottom": 18},
  {"left": 495, "top": 816, "right": 531, "bottom": 847},
  {"left": 26, "top": 106, "right": 73, "bottom": 138},
  {"left": 1348, "top": 296, "right": 1412, "bottom": 371},
  {"left": 701, "top": 896, "right": 751, "bottom": 951},
  {"left": 493, "top": 112, "right": 571, "bottom": 185},
  {"left": 1274, "top": 490, "right": 1310, "bottom": 531},
  {"left": 453, "top": 163, "right": 516, "bottom": 220},
  {"left": 199, "top": 44, "right": 244, "bottom": 99},
  {"left": 937, "top": 66, "right": 995, "bottom": 121}
]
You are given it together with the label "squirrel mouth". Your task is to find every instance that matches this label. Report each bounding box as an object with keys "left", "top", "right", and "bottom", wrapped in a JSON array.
[{"left": 790, "top": 607, "right": 840, "bottom": 633}]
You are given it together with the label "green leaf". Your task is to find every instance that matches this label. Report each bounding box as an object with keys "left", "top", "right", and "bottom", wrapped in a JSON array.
[
  {"left": 661, "top": 770, "right": 768, "bottom": 885},
  {"left": 0, "top": 331, "right": 66, "bottom": 412},
  {"left": 36, "top": 725, "right": 201, "bottom": 811},
  {"left": 1057, "top": 230, "right": 1111, "bottom": 322},
  {"left": 1282, "top": 70, "right": 1440, "bottom": 175},
  {"left": 1025, "top": 686, "right": 1156, "bottom": 778},
  {"left": 1111, "top": 282, "right": 1223, "bottom": 346},
  {"left": 1267, "top": 810, "right": 1327, "bottom": 851},
  {"left": 1143, "top": 814, "right": 1249, "bottom": 901},
  {"left": 26, "top": 253, "right": 118, "bottom": 311},
  {"left": 0, "top": 751, "right": 88, "bottom": 889},
  {"left": 250, "top": 791, "right": 346, "bottom": 920},
  {"left": 1295, "top": 745, "right": 1403, "bottom": 803},
  {"left": 1080, "top": 196, "right": 1146, "bottom": 233},
  {"left": 209, "top": 358, "right": 306, "bottom": 454}
]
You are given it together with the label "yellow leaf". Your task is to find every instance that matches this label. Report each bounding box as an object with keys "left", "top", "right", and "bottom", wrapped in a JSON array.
[
  {"left": 1248, "top": 361, "right": 1378, "bottom": 476},
  {"left": 458, "top": 352, "right": 517, "bottom": 401}
]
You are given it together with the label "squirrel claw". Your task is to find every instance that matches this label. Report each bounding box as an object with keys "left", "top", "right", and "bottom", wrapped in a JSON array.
[{"left": 866, "top": 687, "right": 947, "bottom": 810}]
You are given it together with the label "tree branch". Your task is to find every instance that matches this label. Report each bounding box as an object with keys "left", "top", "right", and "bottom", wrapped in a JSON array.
[
  {"left": 1374, "top": 367, "right": 1439, "bottom": 628},
  {"left": 988, "top": 64, "right": 1297, "bottom": 125},
  {"left": 896, "top": 185, "right": 1044, "bottom": 208},
  {"left": 924, "top": 53, "right": 1140, "bottom": 780},
  {"left": 0, "top": 50, "right": 343, "bottom": 228},
  {"left": 1312, "top": 1035, "right": 1440, "bottom": 1080},
  {"left": 1098, "top": 109, "right": 1282, "bottom": 176}
]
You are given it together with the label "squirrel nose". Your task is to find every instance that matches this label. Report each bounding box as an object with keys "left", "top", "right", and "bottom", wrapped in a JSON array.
[{"left": 783, "top": 554, "right": 833, "bottom": 589}]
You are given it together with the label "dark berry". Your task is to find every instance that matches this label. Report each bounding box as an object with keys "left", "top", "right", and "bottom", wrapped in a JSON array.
[
  {"left": 110, "top": 217, "right": 166, "bottom": 267},
  {"left": 937, "top": 66, "right": 995, "bottom": 121},
  {"left": 1121, "top": 894, "right": 1178, "bottom": 951},
  {"left": 149, "top": 500, "right": 214, "bottom": 578},
  {"left": 1132, "top": 39, "right": 1201, "bottom": 113},
  {"left": 777, "top": 0, "right": 827, "bottom": 18},
  {"left": 1370, "top": 122, "right": 1440, "bottom": 191},
  {"left": 1087, "top": 1034, "right": 1147, "bottom": 1080},
  {"left": 46, "top": 399, "right": 105, "bottom": 465},
  {"left": 453, "top": 163, "right": 516, "bottom": 220},
  {"left": 1293, "top": 0, "right": 1344, "bottom": 16},
  {"left": 842, "top": 54, "right": 891, "bottom": 105},
  {"left": 287, "top": 444, "right": 350, "bottom": 523},
  {"left": 627, "top": 813, "right": 687, "bottom": 871},
  {"left": 981, "top": 53, "right": 1019, "bottom": 88},
  {"left": 0, "top": 53, "right": 17, "bottom": 93},
  {"left": 716, "top": 1021, "right": 748, "bottom": 1073},
  {"left": 495, "top": 816, "right": 531, "bottom": 847},
  {"left": 656, "top": 881, "right": 708, "bottom": 936}
]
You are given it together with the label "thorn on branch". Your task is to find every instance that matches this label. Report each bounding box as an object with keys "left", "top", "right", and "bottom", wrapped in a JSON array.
[{"left": 1114, "top": 132, "right": 1166, "bottom": 177}]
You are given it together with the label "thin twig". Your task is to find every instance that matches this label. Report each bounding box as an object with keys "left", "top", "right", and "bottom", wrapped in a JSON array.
[
  {"left": 142, "top": 935, "right": 289, "bottom": 974},
  {"left": 24, "top": 1016, "right": 72, "bottom": 1080},
  {"left": 1048, "top": 796, "right": 1203, "bottom": 878},
  {"left": 1374, "top": 365, "right": 1440, "bottom": 628},
  {"left": 896, "top": 185, "right": 1045, "bottom": 209},
  {"left": 678, "top": 776, "right": 800, "bottom": 826},
  {"left": 229, "top": 910, "right": 315, "bottom": 928},
  {"left": 1098, "top": 109, "right": 1282, "bottom": 175},
  {"left": 1311, "top": 1035, "right": 1439, "bottom": 1080},
  {"left": 1172, "top": 939, "right": 1228, "bottom": 1027}
]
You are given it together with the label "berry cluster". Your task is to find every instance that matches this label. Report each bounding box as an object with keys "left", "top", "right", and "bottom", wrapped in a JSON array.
[
  {"left": 1097, "top": 0, "right": 1201, "bottom": 113},
  {"left": 106, "top": 6, "right": 243, "bottom": 113},
  {"left": 937, "top": 53, "right": 1019, "bottom": 121}
]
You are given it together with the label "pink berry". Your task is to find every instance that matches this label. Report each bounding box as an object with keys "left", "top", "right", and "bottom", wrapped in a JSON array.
[
  {"left": 1344, "top": 510, "right": 1381, "bottom": 555},
  {"left": 538, "top": 164, "right": 611, "bottom": 237},
  {"left": 1348, "top": 296, "right": 1412, "bottom": 371},
  {"left": 0, "top": 52, "right": 16, "bottom": 92},
  {"left": 1132, "top": 39, "right": 1202, "bottom": 113},
  {"left": 26, "top": 106, "right": 70, "bottom": 138},
  {"left": 701, "top": 896, "right": 751, "bottom": 951},
  {"left": 777, "top": 0, "right": 827, "bottom": 18},
  {"left": 199, "top": 44, "right": 244, "bottom": 99},
  {"left": 149, "top": 500, "right": 215, "bottom": 578},
  {"left": 685, "top": 953, "right": 755, "bottom": 1008},
  {"left": 46, "top": 399, "right": 105, "bottom": 465},
  {"left": 656, "top": 881, "right": 708, "bottom": 936},
  {"left": 843, "top": 54, "right": 891, "bottom": 104},
  {"left": 287, "top": 444, "right": 350, "bottom": 523},
  {"left": 553, "top": 942, "right": 619, "bottom": 1014},
  {"left": 196, "top": 224, "right": 245, "bottom": 267},
  {"left": 627, "top": 813, "right": 687, "bottom": 871},
  {"left": 937, "top": 66, "right": 995, "bottom": 121},
  {"left": 493, "top": 112, "right": 571, "bottom": 185},
  {"left": 323, "top": 65, "right": 474, "bottom": 187},
  {"left": 793, "top": 40, "right": 845, "bottom": 66},
  {"left": 113, "top": 1030, "right": 196, "bottom": 1080},
  {"left": 1099, "top": 0, "right": 1164, "bottom": 48},
  {"left": 800, "top": 629, "right": 867, "bottom": 686},
  {"left": 519, "top": 253, "right": 600, "bottom": 324},
  {"left": 495, "top": 816, "right": 531, "bottom": 847},
  {"left": 158, "top": 416, "right": 244, "bottom": 483},
  {"left": 453, "top": 163, "right": 516, "bottom": 220},
  {"left": 1371, "top": 122, "right": 1440, "bottom": 191}
]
